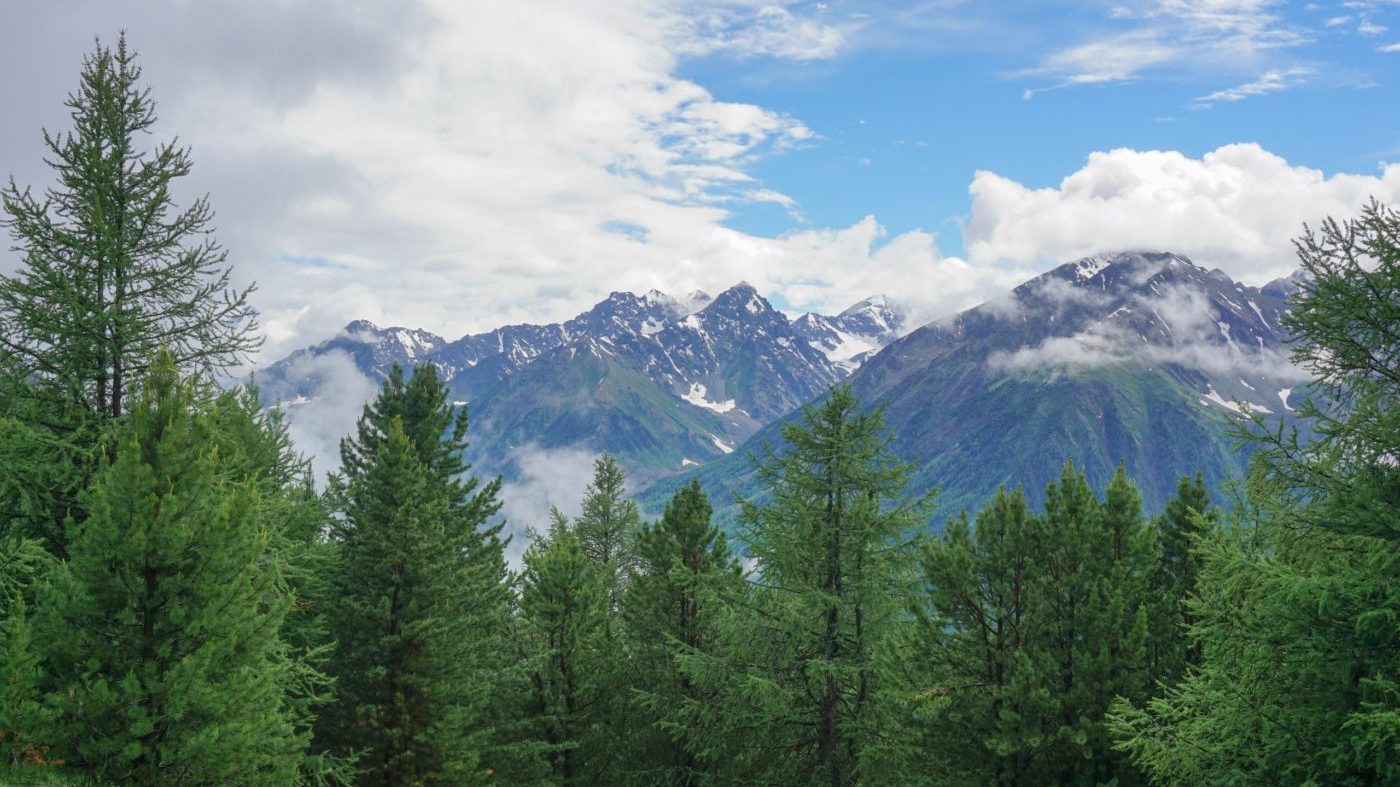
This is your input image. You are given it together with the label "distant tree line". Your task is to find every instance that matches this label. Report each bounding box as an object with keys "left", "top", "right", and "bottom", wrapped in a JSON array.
[{"left": 1, "top": 37, "right": 1396, "bottom": 786}]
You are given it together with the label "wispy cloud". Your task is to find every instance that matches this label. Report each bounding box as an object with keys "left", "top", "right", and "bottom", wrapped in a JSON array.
[
  {"left": 1193, "top": 66, "right": 1315, "bottom": 105},
  {"left": 1025, "top": 0, "right": 1308, "bottom": 97}
]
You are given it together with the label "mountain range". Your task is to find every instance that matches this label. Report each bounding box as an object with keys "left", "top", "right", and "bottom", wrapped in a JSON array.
[
  {"left": 257, "top": 283, "right": 907, "bottom": 483},
  {"left": 259, "top": 250, "right": 1307, "bottom": 521},
  {"left": 643, "top": 251, "right": 1305, "bottom": 518}
]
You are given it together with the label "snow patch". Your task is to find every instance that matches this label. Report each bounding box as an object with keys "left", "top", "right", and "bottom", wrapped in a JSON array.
[
  {"left": 710, "top": 435, "right": 734, "bottom": 454},
  {"left": 1278, "top": 388, "right": 1295, "bottom": 412},
  {"left": 681, "top": 383, "right": 736, "bottom": 414},
  {"left": 681, "top": 458, "right": 698, "bottom": 467},
  {"left": 1248, "top": 300, "right": 1270, "bottom": 329},
  {"left": 1074, "top": 256, "right": 1111, "bottom": 280},
  {"left": 1200, "top": 386, "right": 1245, "bottom": 414}
]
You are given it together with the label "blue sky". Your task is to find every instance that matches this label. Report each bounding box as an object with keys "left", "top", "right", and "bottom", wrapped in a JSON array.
[
  {"left": 681, "top": 0, "right": 1400, "bottom": 252},
  {"left": 2, "top": 0, "right": 1399, "bottom": 356}
]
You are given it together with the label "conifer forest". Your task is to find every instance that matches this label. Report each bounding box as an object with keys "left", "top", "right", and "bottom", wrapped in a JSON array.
[{"left": 1, "top": 32, "right": 1398, "bottom": 787}]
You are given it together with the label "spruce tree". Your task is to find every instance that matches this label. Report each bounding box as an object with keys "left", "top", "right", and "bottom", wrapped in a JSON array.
[
  {"left": 34, "top": 356, "right": 303, "bottom": 784},
  {"left": 320, "top": 363, "right": 510, "bottom": 786}
]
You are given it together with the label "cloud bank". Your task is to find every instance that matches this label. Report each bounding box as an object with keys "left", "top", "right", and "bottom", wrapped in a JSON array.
[{"left": 965, "top": 143, "right": 1400, "bottom": 285}]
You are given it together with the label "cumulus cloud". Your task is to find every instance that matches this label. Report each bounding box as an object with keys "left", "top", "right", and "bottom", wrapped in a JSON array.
[
  {"left": 965, "top": 143, "right": 1400, "bottom": 284},
  {"left": 0, "top": 0, "right": 891, "bottom": 365}
]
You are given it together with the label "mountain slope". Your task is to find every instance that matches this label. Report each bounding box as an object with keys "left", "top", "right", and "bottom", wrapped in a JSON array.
[{"left": 644, "top": 251, "right": 1306, "bottom": 519}]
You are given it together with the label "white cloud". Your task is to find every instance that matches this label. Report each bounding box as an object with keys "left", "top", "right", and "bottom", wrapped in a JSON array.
[
  {"left": 988, "top": 282, "right": 1306, "bottom": 381},
  {"left": 1193, "top": 66, "right": 1314, "bottom": 105},
  {"left": 0, "top": 0, "right": 879, "bottom": 365},
  {"left": 1027, "top": 31, "right": 1179, "bottom": 86},
  {"left": 965, "top": 143, "right": 1400, "bottom": 284},
  {"left": 1379, "top": 41, "right": 1400, "bottom": 51},
  {"left": 270, "top": 350, "right": 378, "bottom": 482},
  {"left": 758, "top": 217, "right": 1031, "bottom": 326},
  {"left": 1027, "top": 0, "right": 1308, "bottom": 97},
  {"left": 496, "top": 444, "right": 601, "bottom": 565},
  {"left": 671, "top": 1, "right": 849, "bottom": 61}
]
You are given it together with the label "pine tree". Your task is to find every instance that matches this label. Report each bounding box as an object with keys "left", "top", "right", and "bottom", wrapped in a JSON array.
[
  {"left": 623, "top": 480, "right": 742, "bottom": 786},
  {"left": 207, "top": 383, "right": 354, "bottom": 785},
  {"left": 876, "top": 488, "right": 1053, "bottom": 785},
  {"left": 320, "top": 363, "right": 510, "bottom": 786},
  {"left": 34, "top": 356, "right": 303, "bottom": 784},
  {"left": 882, "top": 466, "right": 1154, "bottom": 786},
  {"left": 1147, "top": 472, "right": 1217, "bottom": 683}
]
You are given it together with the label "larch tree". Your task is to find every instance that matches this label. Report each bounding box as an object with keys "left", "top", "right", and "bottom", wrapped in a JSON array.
[
  {"left": 0, "top": 35, "right": 256, "bottom": 556},
  {"left": 687, "top": 386, "right": 925, "bottom": 787},
  {"left": 0, "top": 34, "right": 257, "bottom": 421},
  {"left": 1111, "top": 199, "right": 1400, "bottom": 784}
]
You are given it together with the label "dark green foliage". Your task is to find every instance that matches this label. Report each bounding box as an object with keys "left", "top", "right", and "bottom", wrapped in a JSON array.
[
  {"left": 574, "top": 454, "right": 642, "bottom": 610},
  {"left": 1147, "top": 472, "right": 1217, "bottom": 683},
  {"left": 883, "top": 464, "right": 1155, "bottom": 786},
  {"left": 1111, "top": 200, "right": 1400, "bottom": 784},
  {"left": 320, "top": 363, "right": 510, "bottom": 786},
  {"left": 34, "top": 357, "right": 303, "bottom": 784},
  {"left": 622, "top": 480, "right": 742, "bottom": 786},
  {"left": 519, "top": 527, "right": 612, "bottom": 786},
  {"left": 0, "top": 35, "right": 256, "bottom": 558}
]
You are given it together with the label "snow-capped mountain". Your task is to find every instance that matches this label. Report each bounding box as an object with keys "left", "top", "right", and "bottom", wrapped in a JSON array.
[
  {"left": 792, "top": 295, "right": 906, "bottom": 373},
  {"left": 257, "top": 283, "right": 907, "bottom": 481},
  {"left": 648, "top": 251, "right": 1308, "bottom": 518}
]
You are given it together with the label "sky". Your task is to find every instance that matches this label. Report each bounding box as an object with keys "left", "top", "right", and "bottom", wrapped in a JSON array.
[{"left": 2, "top": 0, "right": 1399, "bottom": 364}]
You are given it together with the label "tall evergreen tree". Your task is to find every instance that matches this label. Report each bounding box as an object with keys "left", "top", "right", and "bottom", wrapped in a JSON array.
[
  {"left": 0, "top": 35, "right": 257, "bottom": 556},
  {"left": 882, "top": 464, "right": 1155, "bottom": 786},
  {"left": 34, "top": 356, "right": 303, "bottom": 784},
  {"left": 0, "top": 34, "right": 257, "bottom": 421},
  {"left": 1111, "top": 199, "right": 1400, "bottom": 784},
  {"left": 875, "top": 488, "right": 1049, "bottom": 785},
  {"left": 684, "top": 386, "right": 925, "bottom": 787},
  {"left": 574, "top": 454, "right": 642, "bottom": 612},
  {"left": 320, "top": 363, "right": 510, "bottom": 786},
  {"left": 1147, "top": 472, "right": 1217, "bottom": 683},
  {"left": 519, "top": 526, "right": 612, "bottom": 786},
  {"left": 623, "top": 480, "right": 742, "bottom": 786}
]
